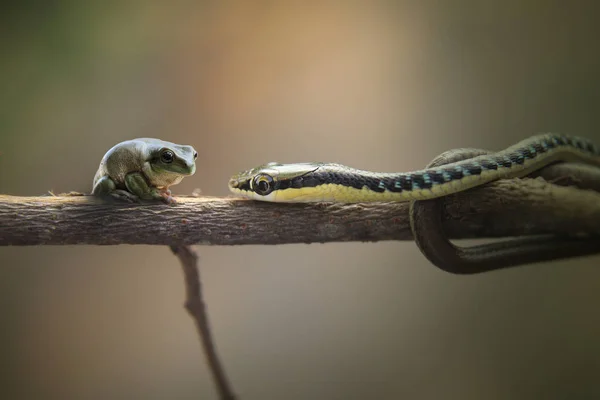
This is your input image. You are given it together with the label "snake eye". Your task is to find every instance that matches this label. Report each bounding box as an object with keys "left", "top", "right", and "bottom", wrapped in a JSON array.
[
  {"left": 161, "top": 150, "right": 174, "bottom": 163},
  {"left": 253, "top": 174, "right": 274, "bottom": 196}
]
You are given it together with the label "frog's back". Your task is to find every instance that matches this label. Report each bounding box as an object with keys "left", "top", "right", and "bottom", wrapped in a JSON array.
[{"left": 94, "top": 139, "right": 150, "bottom": 186}]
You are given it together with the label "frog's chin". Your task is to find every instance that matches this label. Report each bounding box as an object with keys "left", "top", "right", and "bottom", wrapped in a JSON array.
[{"left": 170, "top": 166, "right": 196, "bottom": 177}]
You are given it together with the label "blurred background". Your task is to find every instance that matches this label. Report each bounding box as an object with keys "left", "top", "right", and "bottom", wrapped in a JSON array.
[{"left": 1, "top": 1, "right": 600, "bottom": 399}]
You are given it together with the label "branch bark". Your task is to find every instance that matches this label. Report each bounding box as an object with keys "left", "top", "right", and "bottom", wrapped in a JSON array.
[{"left": 2, "top": 176, "right": 600, "bottom": 246}]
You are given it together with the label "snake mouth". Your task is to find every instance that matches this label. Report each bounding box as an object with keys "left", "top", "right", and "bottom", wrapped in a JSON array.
[{"left": 228, "top": 177, "right": 252, "bottom": 192}]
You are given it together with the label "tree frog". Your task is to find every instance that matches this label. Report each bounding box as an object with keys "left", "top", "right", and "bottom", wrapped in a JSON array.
[{"left": 92, "top": 138, "right": 197, "bottom": 204}]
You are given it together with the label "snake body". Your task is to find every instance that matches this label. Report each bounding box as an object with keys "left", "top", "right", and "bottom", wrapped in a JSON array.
[
  {"left": 229, "top": 133, "right": 600, "bottom": 273},
  {"left": 228, "top": 133, "right": 600, "bottom": 202}
]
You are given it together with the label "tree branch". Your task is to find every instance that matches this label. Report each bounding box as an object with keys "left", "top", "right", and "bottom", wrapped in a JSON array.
[{"left": 2, "top": 176, "right": 600, "bottom": 247}]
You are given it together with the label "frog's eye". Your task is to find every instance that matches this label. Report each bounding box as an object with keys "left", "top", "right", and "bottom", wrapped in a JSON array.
[
  {"left": 161, "top": 150, "right": 174, "bottom": 163},
  {"left": 193, "top": 151, "right": 198, "bottom": 159},
  {"left": 252, "top": 174, "right": 274, "bottom": 196}
]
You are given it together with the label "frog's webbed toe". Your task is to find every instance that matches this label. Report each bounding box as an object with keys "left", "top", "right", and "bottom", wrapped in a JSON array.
[
  {"left": 109, "top": 189, "right": 141, "bottom": 203},
  {"left": 160, "top": 191, "right": 176, "bottom": 204}
]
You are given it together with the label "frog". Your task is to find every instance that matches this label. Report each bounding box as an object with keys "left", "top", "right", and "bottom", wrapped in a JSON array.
[{"left": 92, "top": 138, "right": 197, "bottom": 204}]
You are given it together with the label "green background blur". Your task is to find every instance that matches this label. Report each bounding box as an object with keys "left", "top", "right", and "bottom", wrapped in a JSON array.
[{"left": 1, "top": 2, "right": 600, "bottom": 399}]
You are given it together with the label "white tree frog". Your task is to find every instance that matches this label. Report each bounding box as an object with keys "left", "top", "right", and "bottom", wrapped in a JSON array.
[{"left": 92, "top": 138, "right": 197, "bottom": 204}]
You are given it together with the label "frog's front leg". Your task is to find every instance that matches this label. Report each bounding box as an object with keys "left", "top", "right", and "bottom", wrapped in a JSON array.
[{"left": 125, "top": 172, "right": 174, "bottom": 204}]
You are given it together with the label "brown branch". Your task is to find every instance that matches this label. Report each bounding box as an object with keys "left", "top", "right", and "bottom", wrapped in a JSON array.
[
  {"left": 170, "top": 245, "right": 237, "bottom": 400},
  {"left": 1, "top": 177, "right": 600, "bottom": 247}
]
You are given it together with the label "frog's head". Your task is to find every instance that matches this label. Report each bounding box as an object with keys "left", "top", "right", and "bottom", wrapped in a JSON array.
[
  {"left": 153, "top": 143, "right": 197, "bottom": 176},
  {"left": 142, "top": 139, "right": 197, "bottom": 186}
]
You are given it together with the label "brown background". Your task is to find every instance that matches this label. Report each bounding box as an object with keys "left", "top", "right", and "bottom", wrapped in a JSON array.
[{"left": 1, "top": 2, "right": 600, "bottom": 399}]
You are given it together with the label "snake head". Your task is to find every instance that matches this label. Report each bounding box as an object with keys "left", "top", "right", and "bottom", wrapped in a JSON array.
[{"left": 228, "top": 162, "right": 320, "bottom": 202}]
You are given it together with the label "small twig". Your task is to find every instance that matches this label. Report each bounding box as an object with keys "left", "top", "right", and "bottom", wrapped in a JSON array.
[{"left": 170, "top": 244, "right": 237, "bottom": 400}]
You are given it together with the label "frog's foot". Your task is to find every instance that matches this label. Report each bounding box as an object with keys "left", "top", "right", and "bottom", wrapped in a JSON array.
[
  {"left": 159, "top": 190, "right": 176, "bottom": 205},
  {"left": 109, "top": 189, "right": 141, "bottom": 203}
]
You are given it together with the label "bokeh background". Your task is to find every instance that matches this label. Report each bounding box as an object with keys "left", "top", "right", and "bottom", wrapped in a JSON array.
[{"left": 1, "top": 2, "right": 600, "bottom": 399}]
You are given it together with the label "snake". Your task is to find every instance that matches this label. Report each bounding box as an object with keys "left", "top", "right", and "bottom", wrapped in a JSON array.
[{"left": 228, "top": 133, "right": 600, "bottom": 273}]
